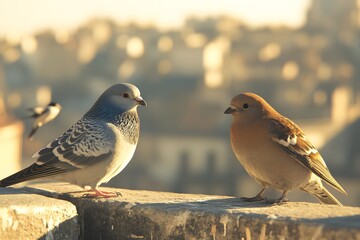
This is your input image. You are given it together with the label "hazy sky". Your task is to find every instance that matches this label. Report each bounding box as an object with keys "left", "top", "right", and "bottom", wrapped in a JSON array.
[{"left": 0, "top": 0, "right": 311, "bottom": 37}]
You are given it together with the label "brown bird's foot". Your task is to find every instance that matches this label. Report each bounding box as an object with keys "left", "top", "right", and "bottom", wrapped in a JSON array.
[
  {"left": 266, "top": 190, "right": 289, "bottom": 204},
  {"left": 241, "top": 196, "right": 267, "bottom": 202},
  {"left": 265, "top": 197, "right": 289, "bottom": 204},
  {"left": 241, "top": 187, "right": 267, "bottom": 202},
  {"left": 82, "top": 189, "right": 122, "bottom": 198}
]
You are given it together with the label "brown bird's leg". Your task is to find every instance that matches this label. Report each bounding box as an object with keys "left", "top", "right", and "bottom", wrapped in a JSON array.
[
  {"left": 266, "top": 190, "right": 289, "bottom": 204},
  {"left": 241, "top": 187, "right": 267, "bottom": 202}
]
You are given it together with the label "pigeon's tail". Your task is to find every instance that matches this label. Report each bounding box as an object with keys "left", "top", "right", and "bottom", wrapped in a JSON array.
[
  {"left": 28, "top": 126, "right": 39, "bottom": 139},
  {"left": 0, "top": 164, "right": 38, "bottom": 187},
  {"left": 0, "top": 163, "right": 66, "bottom": 187},
  {"left": 301, "top": 181, "right": 342, "bottom": 206}
]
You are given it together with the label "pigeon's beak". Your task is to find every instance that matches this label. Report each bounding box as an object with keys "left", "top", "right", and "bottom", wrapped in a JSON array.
[
  {"left": 135, "top": 96, "right": 147, "bottom": 106},
  {"left": 224, "top": 106, "right": 237, "bottom": 114}
]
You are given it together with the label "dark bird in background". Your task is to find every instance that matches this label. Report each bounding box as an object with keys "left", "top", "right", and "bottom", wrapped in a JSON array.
[{"left": 27, "top": 102, "right": 62, "bottom": 139}]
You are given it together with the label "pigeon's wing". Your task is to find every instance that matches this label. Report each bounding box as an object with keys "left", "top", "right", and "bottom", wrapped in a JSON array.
[
  {"left": 0, "top": 118, "right": 115, "bottom": 186},
  {"left": 33, "top": 118, "right": 115, "bottom": 168},
  {"left": 269, "top": 116, "right": 346, "bottom": 195}
]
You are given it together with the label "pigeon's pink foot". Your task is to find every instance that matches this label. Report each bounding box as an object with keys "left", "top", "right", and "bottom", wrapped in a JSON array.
[{"left": 83, "top": 189, "right": 121, "bottom": 198}]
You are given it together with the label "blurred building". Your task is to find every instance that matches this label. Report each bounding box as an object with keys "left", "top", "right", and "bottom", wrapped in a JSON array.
[{"left": 0, "top": 64, "right": 23, "bottom": 179}]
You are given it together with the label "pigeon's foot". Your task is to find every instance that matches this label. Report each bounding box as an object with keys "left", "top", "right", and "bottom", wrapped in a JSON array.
[{"left": 83, "top": 189, "right": 122, "bottom": 198}]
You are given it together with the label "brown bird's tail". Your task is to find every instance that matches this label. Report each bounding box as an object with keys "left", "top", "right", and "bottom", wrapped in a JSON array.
[{"left": 301, "top": 181, "right": 342, "bottom": 205}]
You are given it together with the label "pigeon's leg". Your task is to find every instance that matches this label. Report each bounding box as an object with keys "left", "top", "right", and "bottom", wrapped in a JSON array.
[
  {"left": 266, "top": 190, "right": 289, "bottom": 204},
  {"left": 241, "top": 187, "right": 267, "bottom": 202},
  {"left": 83, "top": 189, "right": 121, "bottom": 198},
  {"left": 97, "top": 189, "right": 122, "bottom": 197}
]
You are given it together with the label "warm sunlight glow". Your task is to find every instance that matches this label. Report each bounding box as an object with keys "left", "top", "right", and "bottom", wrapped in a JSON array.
[
  {"left": 203, "top": 43, "right": 223, "bottom": 70},
  {"left": 36, "top": 86, "right": 52, "bottom": 106},
  {"left": 185, "top": 33, "right": 207, "bottom": 48},
  {"left": 258, "top": 43, "right": 281, "bottom": 61},
  {"left": 203, "top": 37, "right": 230, "bottom": 88},
  {"left": 21, "top": 35, "right": 37, "bottom": 54},
  {"left": 282, "top": 61, "right": 299, "bottom": 81},
  {"left": 203, "top": 37, "right": 229, "bottom": 70},
  {"left": 126, "top": 37, "right": 144, "bottom": 58},
  {"left": 93, "top": 21, "right": 111, "bottom": 44},
  {"left": 205, "top": 71, "right": 223, "bottom": 88},
  {"left": 55, "top": 30, "right": 70, "bottom": 44},
  {"left": 78, "top": 37, "right": 97, "bottom": 63},
  {"left": 332, "top": 87, "right": 351, "bottom": 125},
  {"left": 5, "top": 33, "right": 21, "bottom": 46},
  {"left": 4, "top": 48, "right": 20, "bottom": 63},
  {"left": 0, "top": 0, "right": 311, "bottom": 37},
  {"left": 158, "top": 36, "right": 173, "bottom": 52}
]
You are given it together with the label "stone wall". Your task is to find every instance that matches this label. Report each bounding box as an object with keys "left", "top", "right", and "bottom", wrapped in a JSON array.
[{"left": 1, "top": 183, "right": 360, "bottom": 239}]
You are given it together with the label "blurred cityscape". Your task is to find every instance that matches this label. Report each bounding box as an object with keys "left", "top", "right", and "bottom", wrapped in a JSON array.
[{"left": 0, "top": 0, "right": 359, "bottom": 206}]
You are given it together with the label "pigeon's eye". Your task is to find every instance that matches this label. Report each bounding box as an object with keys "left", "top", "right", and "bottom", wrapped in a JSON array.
[
  {"left": 123, "top": 93, "right": 129, "bottom": 98},
  {"left": 242, "top": 103, "right": 249, "bottom": 110}
]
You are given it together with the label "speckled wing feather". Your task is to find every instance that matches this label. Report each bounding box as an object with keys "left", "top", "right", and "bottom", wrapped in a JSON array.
[
  {"left": 34, "top": 118, "right": 114, "bottom": 168},
  {"left": 0, "top": 118, "right": 115, "bottom": 187},
  {"left": 269, "top": 116, "right": 347, "bottom": 195}
]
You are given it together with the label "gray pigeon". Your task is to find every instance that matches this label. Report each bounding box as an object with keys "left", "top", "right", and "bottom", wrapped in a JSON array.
[{"left": 0, "top": 83, "right": 146, "bottom": 197}]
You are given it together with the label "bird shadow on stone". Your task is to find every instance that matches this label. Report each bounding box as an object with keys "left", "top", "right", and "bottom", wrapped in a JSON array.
[
  {"left": 37, "top": 216, "right": 80, "bottom": 240},
  {"left": 139, "top": 197, "right": 274, "bottom": 211},
  {"left": 0, "top": 187, "right": 32, "bottom": 195}
]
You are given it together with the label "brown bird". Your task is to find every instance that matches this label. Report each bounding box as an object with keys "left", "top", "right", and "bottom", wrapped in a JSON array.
[{"left": 224, "top": 92, "right": 347, "bottom": 205}]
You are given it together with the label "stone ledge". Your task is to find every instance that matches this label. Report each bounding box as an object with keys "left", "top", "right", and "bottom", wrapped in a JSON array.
[
  {"left": 0, "top": 187, "right": 79, "bottom": 240},
  {"left": 17, "top": 183, "right": 360, "bottom": 240}
]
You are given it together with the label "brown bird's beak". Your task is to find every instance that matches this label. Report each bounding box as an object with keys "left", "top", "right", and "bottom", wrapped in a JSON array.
[
  {"left": 224, "top": 106, "right": 236, "bottom": 114},
  {"left": 135, "top": 97, "right": 147, "bottom": 106}
]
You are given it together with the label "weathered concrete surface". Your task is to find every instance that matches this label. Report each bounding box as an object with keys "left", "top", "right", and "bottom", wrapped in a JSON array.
[
  {"left": 22, "top": 182, "right": 360, "bottom": 240},
  {"left": 0, "top": 187, "right": 79, "bottom": 240}
]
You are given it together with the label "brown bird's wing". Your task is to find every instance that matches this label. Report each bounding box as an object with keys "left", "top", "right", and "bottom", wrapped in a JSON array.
[{"left": 269, "top": 116, "right": 347, "bottom": 195}]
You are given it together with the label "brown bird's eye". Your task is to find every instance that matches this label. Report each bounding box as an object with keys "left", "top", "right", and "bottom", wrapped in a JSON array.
[
  {"left": 243, "top": 103, "right": 249, "bottom": 110},
  {"left": 123, "top": 93, "right": 129, "bottom": 98}
]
